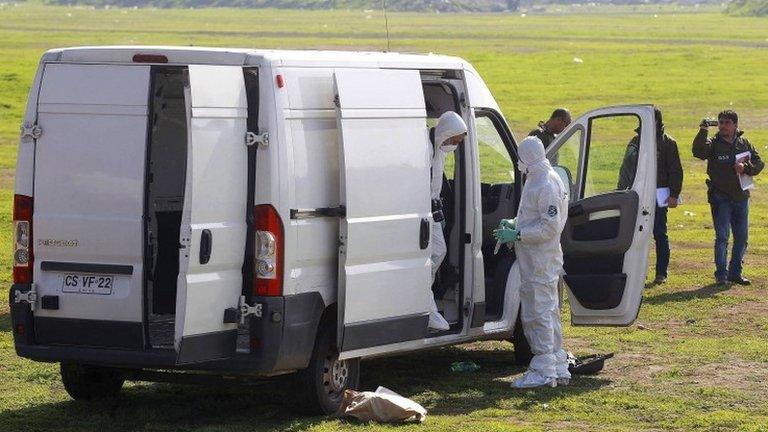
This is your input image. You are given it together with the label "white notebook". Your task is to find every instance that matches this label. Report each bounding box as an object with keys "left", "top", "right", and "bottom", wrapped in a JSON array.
[{"left": 736, "top": 151, "right": 755, "bottom": 191}]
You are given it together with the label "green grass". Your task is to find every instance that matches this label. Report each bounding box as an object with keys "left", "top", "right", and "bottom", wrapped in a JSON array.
[{"left": 2, "top": 4, "right": 768, "bottom": 431}]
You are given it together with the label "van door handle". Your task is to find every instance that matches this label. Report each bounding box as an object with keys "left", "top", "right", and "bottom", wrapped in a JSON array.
[
  {"left": 200, "top": 229, "right": 212, "bottom": 264},
  {"left": 420, "top": 218, "right": 430, "bottom": 250}
]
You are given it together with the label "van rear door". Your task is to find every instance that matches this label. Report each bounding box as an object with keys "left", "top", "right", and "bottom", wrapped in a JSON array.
[
  {"left": 334, "top": 69, "right": 432, "bottom": 360},
  {"left": 174, "top": 65, "right": 248, "bottom": 364},
  {"left": 32, "top": 64, "right": 150, "bottom": 349}
]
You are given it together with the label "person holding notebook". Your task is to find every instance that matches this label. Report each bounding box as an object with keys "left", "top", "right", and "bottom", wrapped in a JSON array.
[
  {"left": 618, "top": 107, "right": 683, "bottom": 285},
  {"left": 693, "top": 110, "right": 764, "bottom": 286}
]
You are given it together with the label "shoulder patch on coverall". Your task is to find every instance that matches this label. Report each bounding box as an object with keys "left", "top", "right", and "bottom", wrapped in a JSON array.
[{"left": 548, "top": 205, "right": 558, "bottom": 217}]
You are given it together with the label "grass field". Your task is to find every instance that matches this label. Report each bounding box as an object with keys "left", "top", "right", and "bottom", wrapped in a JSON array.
[{"left": 2, "top": 3, "right": 768, "bottom": 431}]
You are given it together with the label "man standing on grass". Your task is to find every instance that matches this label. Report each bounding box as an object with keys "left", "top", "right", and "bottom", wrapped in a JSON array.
[
  {"left": 618, "top": 107, "right": 683, "bottom": 285},
  {"left": 693, "top": 110, "right": 764, "bottom": 286}
]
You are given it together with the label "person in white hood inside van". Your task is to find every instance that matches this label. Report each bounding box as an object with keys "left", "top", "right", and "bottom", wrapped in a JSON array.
[
  {"left": 428, "top": 111, "right": 467, "bottom": 331},
  {"left": 493, "top": 136, "right": 570, "bottom": 388}
]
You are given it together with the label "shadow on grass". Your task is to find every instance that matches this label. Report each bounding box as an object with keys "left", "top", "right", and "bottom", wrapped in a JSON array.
[
  {"left": 0, "top": 346, "right": 610, "bottom": 431},
  {"left": 644, "top": 283, "right": 730, "bottom": 305},
  {"left": 363, "top": 346, "right": 611, "bottom": 416}
]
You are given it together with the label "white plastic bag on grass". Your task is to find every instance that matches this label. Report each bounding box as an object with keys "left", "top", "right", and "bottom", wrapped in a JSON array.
[{"left": 338, "top": 386, "right": 427, "bottom": 423}]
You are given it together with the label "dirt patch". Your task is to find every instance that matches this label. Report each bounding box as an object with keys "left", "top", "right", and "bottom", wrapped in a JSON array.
[
  {"left": 601, "top": 351, "right": 670, "bottom": 384},
  {"left": 689, "top": 361, "right": 768, "bottom": 392},
  {"left": 708, "top": 295, "right": 768, "bottom": 334},
  {"left": 0, "top": 168, "right": 15, "bottom": 189}
]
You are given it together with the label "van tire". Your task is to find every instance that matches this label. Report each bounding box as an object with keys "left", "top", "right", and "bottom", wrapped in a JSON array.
[
  {"left": 511, "top": 315, "right": 533, "bottom": 366},
  {"left": 60, "top": 363, "right": 125, "bottom": 400},
  {"left": 297, "top": 321, "right": 360, "bottom": 415}
]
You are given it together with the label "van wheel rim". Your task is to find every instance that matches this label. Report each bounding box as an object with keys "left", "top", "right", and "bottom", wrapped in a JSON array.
[{"left": 324, "top": 355, "right": 349, "bottom": 394}]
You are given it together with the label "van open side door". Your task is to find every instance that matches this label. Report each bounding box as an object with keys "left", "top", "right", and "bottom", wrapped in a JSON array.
[
  {"left": 174, "top": 65, "right": 249, "bottom": 364},
  {"left": 334, "top": 69, "right": 433, "bottom": 360},
  {"left": 546, "top": 105, "right": 656, "bottom": 326}
]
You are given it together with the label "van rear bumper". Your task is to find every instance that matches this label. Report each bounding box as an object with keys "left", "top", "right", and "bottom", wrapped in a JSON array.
[{"left": 10, "top": 284, "right": 326, "bottom": 374}]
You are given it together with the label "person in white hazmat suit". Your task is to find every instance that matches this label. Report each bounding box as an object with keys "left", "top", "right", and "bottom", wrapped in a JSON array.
[
  {"left": 493, "top": 136, "right": 570, "bottom": 388},
  {"left": 428, "top": 111, "right": 467, "bottom": 331}
]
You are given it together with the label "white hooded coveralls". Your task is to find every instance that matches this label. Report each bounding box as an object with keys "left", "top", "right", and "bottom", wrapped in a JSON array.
[
  {"left": 428, "top": 111, "right": 467, "bottom": 330},
  {"left": 514, "top": 136, "right": 570, "bottom": 384}
]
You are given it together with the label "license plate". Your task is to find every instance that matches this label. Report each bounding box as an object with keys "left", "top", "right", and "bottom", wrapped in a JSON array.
[{"left": 62, "top": 274, "right": 114, "bottom": 295}]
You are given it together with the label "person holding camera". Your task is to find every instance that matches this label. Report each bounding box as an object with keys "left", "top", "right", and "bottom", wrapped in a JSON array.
[{"left": 693, "top": 110, "right": 764, "bottom": 286}]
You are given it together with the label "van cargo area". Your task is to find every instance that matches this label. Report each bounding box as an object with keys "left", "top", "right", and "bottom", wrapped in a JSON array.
[
  {"left": 145, "top": 67, "right": 188, "bottom": 348},
  {"left": 16, "top": 61, "right": 255, "bottom": 366}
]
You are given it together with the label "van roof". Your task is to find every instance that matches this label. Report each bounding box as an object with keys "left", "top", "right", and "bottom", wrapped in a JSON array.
[{"left": 48, "top": 46, "right": 469, "bottom": 70}]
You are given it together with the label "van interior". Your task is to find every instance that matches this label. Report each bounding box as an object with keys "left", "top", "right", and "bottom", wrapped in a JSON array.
[
  {"left": 422, "top": 75, "right": 464, "bottom": 334},
  {"left": 423, "top": 72, "right": 520, "bottom": 332},
  {"left": 145, "top": 67, "right": 188, "bottom": 348},
  {"left": 476, "top": 112, "right": 519, "bottom": 323}
]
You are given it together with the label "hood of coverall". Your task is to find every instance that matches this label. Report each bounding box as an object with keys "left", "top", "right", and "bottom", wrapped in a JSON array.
[
  {"left": 518, "top": 136, "right": 551, "bottom": 175},
  {"left": 434, "top": 111, "right": 467, "bottom": 154}
]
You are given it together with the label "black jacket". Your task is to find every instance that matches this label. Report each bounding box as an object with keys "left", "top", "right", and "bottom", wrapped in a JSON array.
[
  {"left": 617, "top": 131, "right": 684, "bottom": 199},
  {"left": 692, "top": 129, "right": 764, "bottom": 202},
  {"left": 528, "top": 123, "right": 556, "bottom": 149}
]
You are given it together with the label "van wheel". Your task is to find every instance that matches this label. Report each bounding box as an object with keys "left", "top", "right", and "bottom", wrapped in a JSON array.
[
  {"left": 60, "top": 363, "right": 124, "bottom": 400},
  {"left": 297, "top": 322, "right": 360, "bottom": 415},
  {"left": 511, "top": 315, "right": 533, "bottom": 366}
]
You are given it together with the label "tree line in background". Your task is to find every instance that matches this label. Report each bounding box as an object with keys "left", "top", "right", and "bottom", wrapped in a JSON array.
[
  {"left": 726, "top": 0, "right": 768, "bottom": 14},
  {"left": 38, "top": 0, "right": 768, "bottom": 15}
]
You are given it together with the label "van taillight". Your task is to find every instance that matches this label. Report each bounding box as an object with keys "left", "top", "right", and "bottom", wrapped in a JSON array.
[
  {"left": 253, "top": 204, "right": 283, "bottom": 297},
  {"left": 13, "top": 195, "right": 33, "bottom": 284}
]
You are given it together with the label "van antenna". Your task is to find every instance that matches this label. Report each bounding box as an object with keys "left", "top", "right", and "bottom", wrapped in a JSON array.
[{"left": 383, "top": 0, "right": 391, "bottom": 52}]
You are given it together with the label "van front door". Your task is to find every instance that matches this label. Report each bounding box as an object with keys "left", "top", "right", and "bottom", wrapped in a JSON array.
[
  {"left": 174, "top": 65, "right": 249, "bottom": 364},
  {"left": 334, "top": 69, "right": 432, "bottom": 360},
  {"left": 546, "top": 105, "right": 656, "bottom": 326}
]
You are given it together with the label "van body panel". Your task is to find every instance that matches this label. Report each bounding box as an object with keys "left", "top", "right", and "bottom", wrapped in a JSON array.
[
  {"left": 333, "top": 68, "right": 432, "bottom": 359},
  {"left": 174, "top": 65, "right": 248, "bottom": 363},
  {"left": 278, "top": 67, "right": 338, "bottom": 303},
  {"left": 33, "top": 64, "right": 150, "bottom": 324},
  {"left": 464, "top": 66, "right": 501, "bottom": 112}
]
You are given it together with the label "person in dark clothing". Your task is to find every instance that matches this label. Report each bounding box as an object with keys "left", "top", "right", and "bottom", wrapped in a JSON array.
[
  {"left": 693, "top": 110, "right": 764, "bottom": 286},
  {"left": 617, "top": 107, "right": 683, "bottom": 285},
  {"left": 529, "top": 108, "right": 571, "bottom": 165}
]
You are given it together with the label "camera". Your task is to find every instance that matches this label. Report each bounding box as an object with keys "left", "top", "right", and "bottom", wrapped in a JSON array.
[{"left": 703, "top": 118, "right": 718, "bottom": 127}]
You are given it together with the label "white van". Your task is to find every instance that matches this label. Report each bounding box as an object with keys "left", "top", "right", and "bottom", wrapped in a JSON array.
[{"left": 11, "top": 46, "right": 657, "bottom": 413}]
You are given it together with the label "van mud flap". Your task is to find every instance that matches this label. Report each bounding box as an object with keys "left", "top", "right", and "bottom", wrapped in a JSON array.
[{"left": 568, "top": 353, "right": 614, "bottom": 375}]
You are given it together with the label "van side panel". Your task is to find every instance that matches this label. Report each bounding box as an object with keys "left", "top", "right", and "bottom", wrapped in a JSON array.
[{"left": 280, "top": 67, "right": 340, "bottom": 306}]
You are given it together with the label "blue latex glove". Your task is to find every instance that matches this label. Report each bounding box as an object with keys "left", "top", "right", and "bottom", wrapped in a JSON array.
[
  {"left": 499, "top": 218, "right": 517, "bottom": 230},
  {"left": 493, "top": 227, "right": 520, "bottom": 244}
]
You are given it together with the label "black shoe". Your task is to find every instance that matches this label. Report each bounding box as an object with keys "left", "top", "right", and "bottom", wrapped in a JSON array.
[
  {"left": 653, "top": 276, "right": 667, "bottom": 285},
  {"left": 716, "top": 278, "right": 728, "bottom": 286},
  {"left": 727, "top": 276, "right": 751, "bottom": 286}
]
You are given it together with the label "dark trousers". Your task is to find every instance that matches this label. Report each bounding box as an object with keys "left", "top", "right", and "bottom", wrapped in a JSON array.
[
  {"left": 709, "top": 193, "right": 749, "bottom": 280},
  {"left": 653, "top": 205, "right": 670, "bottom": 278}
]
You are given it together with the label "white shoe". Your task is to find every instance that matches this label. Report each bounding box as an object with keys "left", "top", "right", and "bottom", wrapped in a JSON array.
[
  {"left": 512, "top": 371, "right": 557, "bottom": 389},
  {"left": 556, "top": 378, "right": 570, "bottom": 386},
  {"left": 428, "top": 311, "right": 450, "bottom": 331}
]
